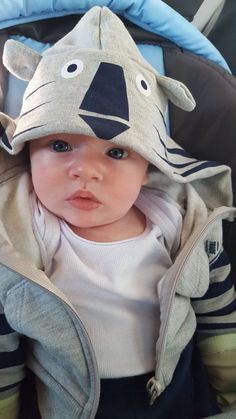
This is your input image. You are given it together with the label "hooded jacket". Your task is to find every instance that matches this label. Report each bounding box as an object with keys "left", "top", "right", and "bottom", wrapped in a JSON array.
[{"left": 0, "top": 6, "right": 236, "bottom": 419}]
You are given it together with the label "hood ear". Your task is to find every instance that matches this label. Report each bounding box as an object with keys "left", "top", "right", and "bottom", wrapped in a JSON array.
[
  {"left": 0, "top": 112, "right": 20, "bottom": 154},
  {"left": 3, "top": 39, "right": 41, "bottom": 81},
  {"left": 156, "top": 74, "right": 196, "bottom": 111}
]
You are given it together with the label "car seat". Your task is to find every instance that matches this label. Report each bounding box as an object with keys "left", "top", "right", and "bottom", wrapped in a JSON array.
[{"left": 163, "top": 0, "right": 236, "bottom": 76}]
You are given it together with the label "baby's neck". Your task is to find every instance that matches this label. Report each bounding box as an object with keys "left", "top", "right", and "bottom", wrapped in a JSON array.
[{"left": 68, "top": 206, "right": 146, "bottom": 243}]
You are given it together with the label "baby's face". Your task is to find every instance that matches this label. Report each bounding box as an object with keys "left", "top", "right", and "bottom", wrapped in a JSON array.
[{"left": 29, "top": 133, "right": 148, "bottom": 236}]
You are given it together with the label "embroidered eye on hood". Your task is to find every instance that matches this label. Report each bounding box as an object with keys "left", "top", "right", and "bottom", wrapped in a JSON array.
[{"left": 0, "top": 6, "right": 230, "bottom": 186}]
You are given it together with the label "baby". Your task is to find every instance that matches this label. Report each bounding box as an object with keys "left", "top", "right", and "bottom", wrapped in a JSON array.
[{"left": 0, "top": 6, "right": 236, "bottom": 419}]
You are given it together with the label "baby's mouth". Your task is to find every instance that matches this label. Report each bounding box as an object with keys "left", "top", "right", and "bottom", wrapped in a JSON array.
[{"left": 66, "top": 190, "right": 101, "bottom": 210}]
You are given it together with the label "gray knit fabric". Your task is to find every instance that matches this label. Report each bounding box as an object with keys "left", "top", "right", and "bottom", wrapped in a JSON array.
[{"left": 0, "top": 6, "right": 229, "bottom": 182}]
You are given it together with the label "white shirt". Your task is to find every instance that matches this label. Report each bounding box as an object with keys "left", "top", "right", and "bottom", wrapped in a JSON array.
[{"left": 32, "top": 187, "right": 183, "bottom": 378}]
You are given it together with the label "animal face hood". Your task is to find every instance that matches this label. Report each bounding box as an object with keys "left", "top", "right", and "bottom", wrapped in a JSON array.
[{"left": 0, "top": 6, "right": 227, "bottom": 182}]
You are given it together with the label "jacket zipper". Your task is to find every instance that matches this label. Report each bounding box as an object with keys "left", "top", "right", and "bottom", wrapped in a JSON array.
[{"left": 147, "top": 207, "right": 236, "bottom": 405}]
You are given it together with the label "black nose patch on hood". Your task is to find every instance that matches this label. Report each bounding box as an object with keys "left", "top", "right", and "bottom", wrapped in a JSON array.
[{"left": 79, "top": 62, "right": 130, "bottom": 140}]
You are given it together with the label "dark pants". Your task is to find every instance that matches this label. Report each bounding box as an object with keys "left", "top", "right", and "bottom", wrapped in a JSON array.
[{"left": 95, "top": 340, "right": 221, "bottom": 419}]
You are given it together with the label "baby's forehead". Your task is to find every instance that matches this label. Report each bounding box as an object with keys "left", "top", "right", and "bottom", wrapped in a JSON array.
[
  {"left": 28, "top": 133, "right": 148, "bottom": 162},
  {"left": 30, "top": 133, "right": 111, "bottom": 144},
  {"left": 29, "top": 133, "right": 137, "bottom": 150}
]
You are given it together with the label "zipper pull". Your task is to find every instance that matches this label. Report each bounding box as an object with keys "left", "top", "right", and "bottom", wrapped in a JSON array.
[{"left": 146, "top": 376, "right": 162, "bottom": 406}]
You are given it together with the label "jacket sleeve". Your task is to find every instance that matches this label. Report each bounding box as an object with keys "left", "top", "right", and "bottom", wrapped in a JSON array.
[
  {"left": 0, "top": 303, "right": 25, "bottom": 419},
  {"left": 192, "top": 240, "right": 236, "bottom": 411}
]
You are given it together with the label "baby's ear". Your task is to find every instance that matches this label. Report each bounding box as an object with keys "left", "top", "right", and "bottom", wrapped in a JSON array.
[
  {"left": 156, "top": 73, "right": 196, "bottom": 112},
  {"left": 3, "top": 39, "right": 41, "bottom": 81},
  {"left": 0, "top": 112, "right": 17, "bottom": 154}
]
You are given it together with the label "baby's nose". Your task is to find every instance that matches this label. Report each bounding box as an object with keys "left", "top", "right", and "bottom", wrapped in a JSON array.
[{"left": 68, "top": 153, "right": 103, "bottom": 181}]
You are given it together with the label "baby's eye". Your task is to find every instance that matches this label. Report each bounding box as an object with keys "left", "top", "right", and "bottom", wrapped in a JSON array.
[
  {"left": 107, "top": 148, "right": 128, "bottom": 160},
  {"left": 50, "top": 140, "right": 72, "bottom": 152}
]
